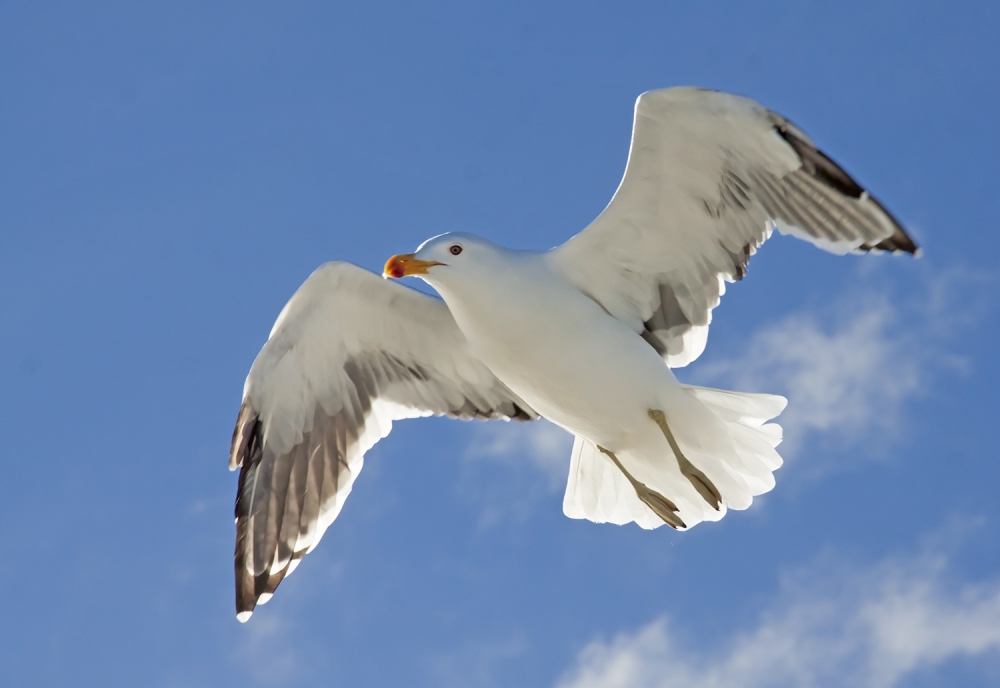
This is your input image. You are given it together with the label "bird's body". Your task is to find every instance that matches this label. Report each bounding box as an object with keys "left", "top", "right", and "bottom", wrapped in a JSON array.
[
  {"left": 431, "top": 245, "right": 669, "bottom": 447},
  {"left": 406, "top": 233, "right": 782, "bottom": 529},
  {"left": 228, "top": 86, "right": 919, "bottom": 621}
]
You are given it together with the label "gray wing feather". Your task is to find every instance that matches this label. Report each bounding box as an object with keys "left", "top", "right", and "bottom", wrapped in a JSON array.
[
  {"left": 230, "top": 263, "right": 536, "bottom": 620},
  {"left": 552, "top": 87, "right": 918, "bottom": 368}
]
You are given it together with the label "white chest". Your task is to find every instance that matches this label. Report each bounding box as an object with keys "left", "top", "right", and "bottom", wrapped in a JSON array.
[{"left": 431, "top": 264, "right": 673, "bottom": 440}]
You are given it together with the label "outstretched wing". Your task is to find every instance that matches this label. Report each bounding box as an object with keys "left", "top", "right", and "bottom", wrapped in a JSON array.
[
  {"left": 230, "top": 262, "right": 536, "bottom": 621},
  {"left": 550, "top": 87, "right": 918, "bottom": 368}
]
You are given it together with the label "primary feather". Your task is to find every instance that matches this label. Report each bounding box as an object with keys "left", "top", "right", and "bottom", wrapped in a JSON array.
[
  {"left": 230, "top": 263, "right": 535, "bottom": 620},
  {"left": 553, "top": 87, "right": 915, "bottom": 367}
]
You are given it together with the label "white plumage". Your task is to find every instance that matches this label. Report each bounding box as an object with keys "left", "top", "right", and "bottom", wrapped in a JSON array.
[{"left": 229, "top": 87, "right": 917, "bottom": 621}]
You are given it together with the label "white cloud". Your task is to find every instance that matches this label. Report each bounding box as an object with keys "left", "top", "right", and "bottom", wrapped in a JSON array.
[
  {"left": 698, "top": 297, "right": 922, "bottom": 459},
  {"left": 694, "top": 264, "right": 987, "bottom": 465},
  {"left": 230, "top": 612, "right": 311, "bottom": 686},
  {"left": 459, "top": 420, "right": 573, "bottom": 528},
  {"left": 556, "top": 543, "right": 1000, "bottom": 688},
  {"left": 467, "top": 419, "right": 573, "bottom": 489},
  {"left": 427, "top": 631, "right": 528, "bottom": 688}
]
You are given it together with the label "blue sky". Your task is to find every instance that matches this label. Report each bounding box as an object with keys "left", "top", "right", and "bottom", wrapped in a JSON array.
[{"left": 2, "top": 2, "right": 999, "bottom": 686}]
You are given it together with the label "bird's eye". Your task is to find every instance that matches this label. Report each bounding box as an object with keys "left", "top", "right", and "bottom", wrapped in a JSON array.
[{"left": 449, "top": 244, "right": 463, "bottom": 256}]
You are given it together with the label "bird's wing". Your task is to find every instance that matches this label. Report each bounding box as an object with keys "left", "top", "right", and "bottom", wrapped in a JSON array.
[
  {"left": 230, "top": 262, "right": 536, "bottom": 621},
  {"left": 549, "top": 87, "right": 917, "bottom": 367}
]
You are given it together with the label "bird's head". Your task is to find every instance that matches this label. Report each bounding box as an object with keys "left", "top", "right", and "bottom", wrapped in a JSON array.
[{"left": 383, "top": 232, "right": 499, "bottom": 283}]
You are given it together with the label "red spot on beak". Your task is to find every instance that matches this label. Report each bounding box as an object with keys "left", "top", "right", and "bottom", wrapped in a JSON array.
[
  {"left": 383, "top": 254, "right": 408, "bottom": 279},
  {"left": 383, "top": 253, "right": 444, "bottom": 278}
]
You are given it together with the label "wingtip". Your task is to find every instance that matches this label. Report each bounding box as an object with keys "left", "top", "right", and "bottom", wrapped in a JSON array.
[
  {"left": 860, "top": 194, "right": 920, "bottom": 256},
  {"left": 230, "top": 402, "right": 261, "bottom": 471},
  {"left": 237, "top": 610, "right": 253, "bottom": 623}
]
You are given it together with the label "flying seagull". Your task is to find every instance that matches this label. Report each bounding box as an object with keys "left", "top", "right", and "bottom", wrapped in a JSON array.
[{"left": 229, "top": 87, "right": 918, "bottom": 621}]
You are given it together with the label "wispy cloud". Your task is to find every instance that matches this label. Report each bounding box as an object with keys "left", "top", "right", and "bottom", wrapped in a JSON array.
[
  {"left": 229, "top": 612, "right": 311, "bottom": 686},
  {"left": 696, "top": 265, "right": 982, "bottom": 465},
  {"left": 459, "top": 420, "right": 573, "bottom": 528},
  {"left": 427, "top": 630, "right": 528, "bottom": 688},
  {"left": 698, "top": 297, "right": 921, "bottom": 459},
  {"left": 555, "top": 531, "right": 1000, "bottom": 688},
  {"left": 467, "top": 420, "right": 573, "bottom": 488}
]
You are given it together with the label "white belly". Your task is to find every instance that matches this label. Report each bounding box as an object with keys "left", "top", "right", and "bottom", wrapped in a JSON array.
[{"left": 435, "top": 264, "right": 678, "bottom": 449}]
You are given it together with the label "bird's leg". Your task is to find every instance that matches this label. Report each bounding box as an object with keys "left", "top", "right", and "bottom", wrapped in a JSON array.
[
  {"left": 596, "top": 445, "right": 687, "bottom": 530},
  {"left": 648, "top": 409, "right": 722, "bottom": 511}
]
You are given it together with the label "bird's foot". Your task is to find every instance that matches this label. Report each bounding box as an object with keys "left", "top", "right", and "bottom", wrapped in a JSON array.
[
  {"left": 647, "top": 409, "right": 722, "bottom": 511},
  {"left": 597, "top": 445, "right": 687, "bottom": 530}
]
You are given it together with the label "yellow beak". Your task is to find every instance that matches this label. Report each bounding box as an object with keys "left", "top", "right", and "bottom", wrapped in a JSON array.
[{"left": 383, "top": 253, "right": 444, "bottom": 278}]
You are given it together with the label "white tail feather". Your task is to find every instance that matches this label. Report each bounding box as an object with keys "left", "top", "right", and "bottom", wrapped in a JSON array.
[
  {"left": 563, "top": 436, "right": 664, "bottom": 530},
  {"left": 562, "top": 385, "right": 787, "bottom": 530}
]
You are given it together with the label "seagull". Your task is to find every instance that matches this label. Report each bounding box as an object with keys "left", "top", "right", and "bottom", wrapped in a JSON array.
[{"left": 229, "top": 87, "right": 918, "bottom": 621}]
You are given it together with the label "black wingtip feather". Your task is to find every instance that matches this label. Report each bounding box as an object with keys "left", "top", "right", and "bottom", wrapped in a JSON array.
[
  {"left": 772, "top": 121, "right": 865, "bottom": 199},
  {"left": 230, "top": 402, "right": 261, "bottom": 470},
  {"left": 230, "top": 350, "right": 540, "bottom": 620},
  {"left": 771, "top": 117, "right": 920, "bottom": 257},
  {"left": 858, "top": 194, "right": 920, "bottom": 255},
  {"left": 233, "top": 405, "right": 265, "bottom": 619}
]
